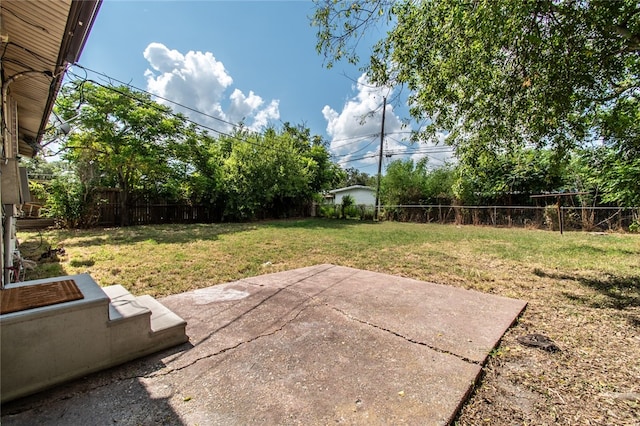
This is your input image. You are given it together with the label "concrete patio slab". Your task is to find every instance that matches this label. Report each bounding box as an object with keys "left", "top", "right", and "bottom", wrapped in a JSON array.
[{"left": 1, "top": 264, "right": 527, "bottom": 425}]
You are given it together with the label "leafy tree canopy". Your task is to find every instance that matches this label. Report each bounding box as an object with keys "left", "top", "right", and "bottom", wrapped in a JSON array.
[
  {"left": 380, "top": 158, "right": 429, "bottom": 205},
  {"left": 55, "top": 82, "right": 189, "bottom": 225},
  {"left": 337, "top": 167, "right": 373, "bottom": 187},
  {"left": 220, "top": 125, "right": 340, "bottom": 220},
  {"left": 313, "top": 0, "right": 640, "bottom": 159},
  {"left": 571, "top": 146, "right": 640, "bottom": 206}
]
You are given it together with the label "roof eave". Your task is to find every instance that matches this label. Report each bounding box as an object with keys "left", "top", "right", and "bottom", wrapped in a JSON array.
[{"left": 35, "top": 0, "right": 102, "bottom": 147}]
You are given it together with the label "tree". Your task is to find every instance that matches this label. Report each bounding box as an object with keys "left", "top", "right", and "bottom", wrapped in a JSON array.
[
  {"left": 281, "top": 123, "right": 344, "bottom": 193},
  {"left": 340, "top": 194, "right": 355, "bottom": 219},
  {"left": 20, "top": 157, "right": 65, "bottom": 179},
  {"left": 221, "top": 125, "right": 340, "bottom": 220},
  {"left": 380, "top": 159, "right": 429, "bottom": 206},
  {"left": 423, "top": 166, "right": 455, "bottom": 204},
  {"left": 43, "top": 173, "right": 100, "bottom": 228},
  {"left": 338, "top": 167, "right": 373, "bottom": 187},
  {"left": 56, "top": 82, "right": 188, "bottom": 226},
  {"left": 453, "top": 148, "right": 568, "bottom": 205},
  {"left": 571, "top": 146, "right": 640, "bottom": 207},
  {"left": 174, "top": 126, "right": 227, "bottom": 219},
  {"left": 313, "top": 0, "right": 640, "bottom": 162}
]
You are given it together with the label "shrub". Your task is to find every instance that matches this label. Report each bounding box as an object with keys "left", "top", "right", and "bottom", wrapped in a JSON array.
[
  {"left": 318, "top": 204, "right": 338, "bottom": 219},
  {"left": 340, "top": 195, "right": 355, "bottom": 218},
  {"left": 42, "top": 174, "right": 101, "bottom": 228},
  {"left": 343, "top": 204, "right": 360, "bottom": 219}
]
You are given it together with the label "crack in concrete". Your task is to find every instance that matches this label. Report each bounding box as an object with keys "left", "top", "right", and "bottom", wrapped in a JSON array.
[
  {"left": 4, "top": 301, "right": 319, "bottom": 415},
  {"left": 146, "top": 303, "right": 313, "bottom": 378},
  {"left": 330, "top": 306, "right": 481, "bottom": 366},
  {"left": 140, "top": 267, "right": 343, "bottom": 380}
]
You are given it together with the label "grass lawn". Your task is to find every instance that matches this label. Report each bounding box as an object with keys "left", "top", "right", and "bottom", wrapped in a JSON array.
[{"left": 16, "top": 219, "right": 640, "bottom": 424}]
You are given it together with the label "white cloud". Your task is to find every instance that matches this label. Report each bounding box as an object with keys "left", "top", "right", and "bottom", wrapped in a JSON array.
[
  {"left": 322, "top": 74, "right": 405, "bottom": 172},
  {"left": 252, "top": 99, "right": 280, "bottom": 130},
  {"left": 143, "top": 42, "right": 279, "bottom": 132},
  {"left": 322, "top": 74, "right": 454, "bottom": 173}
]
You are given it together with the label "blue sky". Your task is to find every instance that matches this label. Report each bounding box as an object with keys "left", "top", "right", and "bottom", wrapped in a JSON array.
[{"left": 72, "top": 0, "right": 453, "bottom": 175}]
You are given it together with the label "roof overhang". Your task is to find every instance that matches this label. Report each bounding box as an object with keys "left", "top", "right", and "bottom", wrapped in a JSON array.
[
  {"left": 1, "top": 0, "right": 102, "bottom": 157},
  {"left": 328, "top": 185, "right": 375, "bottom": 194}
]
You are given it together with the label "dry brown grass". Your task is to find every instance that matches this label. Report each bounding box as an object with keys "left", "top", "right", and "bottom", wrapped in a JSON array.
[{"left": 17, "top": 219, "right": 640, "bottom": 424}]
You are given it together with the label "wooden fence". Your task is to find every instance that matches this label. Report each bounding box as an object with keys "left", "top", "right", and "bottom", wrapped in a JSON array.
[{"left": 21, "top": 186, "right": 640, "bottom": 231}]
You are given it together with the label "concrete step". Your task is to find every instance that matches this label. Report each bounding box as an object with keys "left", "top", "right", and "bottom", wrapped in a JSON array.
[
  {"left": 136, "top": 294, "right": 187, "bottom": 334},
  {"left": 102, "top": 285, "right": 151, "bottom": 323},
  {"left": 1, "top": 275, "right": 189, "bottom": 403},
  {"left": 102, "top": 285, "right": 188, "bottom": 354}
]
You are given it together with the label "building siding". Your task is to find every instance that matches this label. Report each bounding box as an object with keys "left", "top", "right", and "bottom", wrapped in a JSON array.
[{"left": 329, "top": 186, "right": 376, "bottom": 205}]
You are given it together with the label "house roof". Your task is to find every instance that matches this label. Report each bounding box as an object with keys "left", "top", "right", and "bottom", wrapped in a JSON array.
[
  {"left": 328, "top": 185, "right": 375, "bottom": 194},
  {"left": 1, "top": 0, "right": 102, "bottom": 157}
]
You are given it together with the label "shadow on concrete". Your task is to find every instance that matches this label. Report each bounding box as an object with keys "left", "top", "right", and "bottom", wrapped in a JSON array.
[
  {"left": 1, "top": 343, "right": 193, "bottom": 426},
  {"left": 2, "top": 265, "right": 527, "bottom": 424}
]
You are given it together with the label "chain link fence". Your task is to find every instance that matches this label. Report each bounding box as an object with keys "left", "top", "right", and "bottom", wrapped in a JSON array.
[{"left": 377, "top": 205, "right": 639, "bottom": 232}]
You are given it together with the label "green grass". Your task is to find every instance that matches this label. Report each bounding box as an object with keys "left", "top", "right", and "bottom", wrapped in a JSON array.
[{"left": 16, "top": 219, "right": 639, "bottom": 300}]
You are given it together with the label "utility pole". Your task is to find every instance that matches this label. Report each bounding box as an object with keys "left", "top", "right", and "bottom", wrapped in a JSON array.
[{"left": 374, "top": 96, "right": 386, "bottom": 221}]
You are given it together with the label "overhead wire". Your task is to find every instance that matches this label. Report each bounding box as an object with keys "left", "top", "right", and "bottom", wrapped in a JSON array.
[
  {"left": 61, "top": 65, "right": 387, "bottom": 163},
  {"left": 56, "top": 64, "right": 451, "bottom": 170},
  {"left": 52, "top": 73, "right": 315, "bottom": 158},
  {"left": 71, "top": 64, "right": 244, "bottom": 132},
  {"left": 330, "top": 136, "right": 378, "bottom": 162}
]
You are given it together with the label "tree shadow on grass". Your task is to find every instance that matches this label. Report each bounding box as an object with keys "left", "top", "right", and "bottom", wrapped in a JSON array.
[
  {"left": 14, "top": 219, "right": 364, "bottom": 280},
  {"left": 564, "top": 243, "right": 640, "bottom": 256},
  {"left": 65, "top": 223, "right": 234, "bottom": 247},
  {"left": 262, "top": 217, "right": 379, "bottom": 230},
  {"left": 575, "top": 274, "right": 640, "bottom": 309},
  {"left": 37, "top": 219, "right": 367, "bottom": 249},
  {"left": 19, "top": 222, "right": 255, "bottom": 250},
  {"left": 534, "top": 268, "right": 640, "bottom": 309}
]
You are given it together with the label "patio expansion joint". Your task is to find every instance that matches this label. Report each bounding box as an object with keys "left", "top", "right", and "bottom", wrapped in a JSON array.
[{"left": 329, "top": 305, "right": 481, "bottom": 366}]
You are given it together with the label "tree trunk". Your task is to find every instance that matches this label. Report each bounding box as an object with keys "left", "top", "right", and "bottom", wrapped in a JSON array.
[{"left": 118, "top": 170, "right": 129, "bottom": 227}]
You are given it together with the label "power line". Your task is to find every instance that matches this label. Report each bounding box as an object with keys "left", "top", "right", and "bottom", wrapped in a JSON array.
[
  {"left": 70, "top": 64, "right": 243, "bottom": 131},
  {"left": 61, "top": 64, "right": 454, "bottom": 171},
  {"left": 51, "top": 76, "right": 298, "bottom": 158},
  {"left": 329, "top": 133, "right": 381, "bottom": 147},
  {"left": 63, "top": 74, "right": 233, "bottom": 139},
  {"left": 67, "top": 66, "right": 387, "bottom": 169},
  {"left": 66, "top": 65, "right": 391, "bottom": 162},
  {"left": 335, "top": 152, "right": 380, "bottom": 164},
  {"left": 331, "top": 137, "right": 378, "bottom": 159}
]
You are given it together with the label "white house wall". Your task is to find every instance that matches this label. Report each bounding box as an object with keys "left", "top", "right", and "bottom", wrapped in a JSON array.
[{"left": 334, "top": 188, "right": 376, "bottom": 206}]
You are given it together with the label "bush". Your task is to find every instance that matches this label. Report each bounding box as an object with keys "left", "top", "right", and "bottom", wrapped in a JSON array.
[
  {"left": 358, "top": 204, "right": 375, "bottom": 221},
  {"left": 28, "top": 180, "right": 49, "bottom": 203},
  {"left": 318, "top": 204, "right": 338, "bottom": 218},
  {"left": 340, "top": 195, "right": 355, "bottom": 218},
  {"left": 42, "top": 174, "right": 100, "bottom": 228},
  {"left": 343, "top": 204, "right": 360, "bottom": 219}
]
